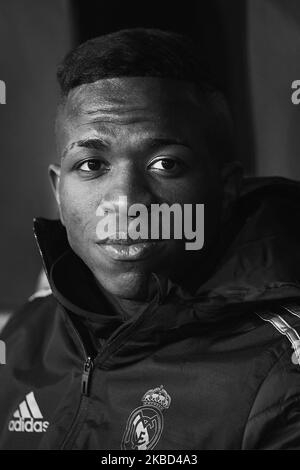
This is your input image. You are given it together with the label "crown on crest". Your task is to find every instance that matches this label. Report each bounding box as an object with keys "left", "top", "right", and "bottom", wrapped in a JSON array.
[{"left": 142, "top": 385, "right": 171, "bottom": 410}]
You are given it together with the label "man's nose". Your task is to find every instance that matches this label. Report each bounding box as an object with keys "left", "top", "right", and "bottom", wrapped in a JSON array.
[{"left": 100, "top": 164, "right": 154, "bottom": 214}]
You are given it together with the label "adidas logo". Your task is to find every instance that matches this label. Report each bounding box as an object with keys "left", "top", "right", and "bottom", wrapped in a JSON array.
[{"left": 8, "top": 392, "right": 49, "bottom": 433}]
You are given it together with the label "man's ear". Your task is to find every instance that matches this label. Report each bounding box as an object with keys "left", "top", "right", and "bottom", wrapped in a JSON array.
[
  {"left": 48, "top": 164, "right": 65, "bottom": 225},
  {"left": 221, "top": 161, "right": 244, "bottom": 222}
]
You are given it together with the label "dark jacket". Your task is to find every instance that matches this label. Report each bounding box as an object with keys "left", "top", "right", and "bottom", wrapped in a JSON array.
[{"left": 1, "top": 176, "right": 300, "bottom": 450}]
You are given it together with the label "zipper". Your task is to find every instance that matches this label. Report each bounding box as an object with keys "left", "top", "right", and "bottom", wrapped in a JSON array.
[
  {"left": 59, "top": 315, "right": 96, "bottom": 450},
  {"left": 60, "top": 358, "right": 94, "bottom": 449},
  {"left": 81, "top": 356, "right": 93, "bottom": 396}
]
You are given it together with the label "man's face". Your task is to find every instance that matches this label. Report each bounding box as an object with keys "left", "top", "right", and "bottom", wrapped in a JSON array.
[{"left": 51, "top": 77, "right": 226, "bottom": 299}]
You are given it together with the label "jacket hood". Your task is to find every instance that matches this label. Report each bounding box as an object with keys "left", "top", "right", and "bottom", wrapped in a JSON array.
[{"left": 33, "top": 176, "right": 300, "bottom": 319}]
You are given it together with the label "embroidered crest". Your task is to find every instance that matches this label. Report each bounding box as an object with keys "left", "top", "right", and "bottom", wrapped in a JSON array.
[{"left": 121, "top": 385, "right": 171, "bottom": 450}]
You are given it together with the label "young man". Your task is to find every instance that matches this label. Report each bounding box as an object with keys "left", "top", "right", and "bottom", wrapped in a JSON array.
[{"left": 1, "top": 28, "right": 300, "bottom": 450}]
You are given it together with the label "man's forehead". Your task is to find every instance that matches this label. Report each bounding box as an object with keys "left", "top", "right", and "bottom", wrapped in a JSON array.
[
  {"left": 55, "top": 77, "right": 209, "bottom": 158},
  {"left": 59, "top": 76, "right": 201, "bottom": 120}
]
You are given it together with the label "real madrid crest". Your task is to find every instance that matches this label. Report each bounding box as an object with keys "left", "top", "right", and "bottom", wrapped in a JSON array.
[{"left": 121, "top": 385, "right": 171, "bottom": 450}]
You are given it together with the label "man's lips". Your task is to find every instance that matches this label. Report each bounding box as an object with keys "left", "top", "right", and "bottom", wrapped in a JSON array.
[
  {"left": 97, "top": 238, "right": 158, "bottom": 245},
  {"left": 96, "top": 239, "right": 164, "bottom": 261}
]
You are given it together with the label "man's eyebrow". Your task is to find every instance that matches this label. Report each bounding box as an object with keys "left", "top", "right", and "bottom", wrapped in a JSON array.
[
  {"left": 143, "top": 137, "right": 192, "bottom": 149},
  {"left": 62, "top": 138, "right": 108, "bottom": 159}
]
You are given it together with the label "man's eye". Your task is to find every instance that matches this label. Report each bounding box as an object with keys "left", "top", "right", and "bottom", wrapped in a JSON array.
[
  {"left": 77, "top": 159, "right": 105, "bottom": 172},
  {"left": 148, "top": 158, "right": 183, "bottom": 174}
]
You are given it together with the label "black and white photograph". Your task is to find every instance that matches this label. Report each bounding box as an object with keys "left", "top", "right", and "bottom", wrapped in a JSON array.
[{"left": 1, "top": 0, "right": 300, "bottom": 453}]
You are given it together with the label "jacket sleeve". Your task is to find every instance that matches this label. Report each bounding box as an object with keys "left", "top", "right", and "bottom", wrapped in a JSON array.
[{"left": 242, "top": 348, "right": 300, "bottom": 449}]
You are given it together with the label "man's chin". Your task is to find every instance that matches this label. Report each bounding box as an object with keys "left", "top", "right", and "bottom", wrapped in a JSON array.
[{"left": 94, "top": 269, "right": 154, "bottom": 300}]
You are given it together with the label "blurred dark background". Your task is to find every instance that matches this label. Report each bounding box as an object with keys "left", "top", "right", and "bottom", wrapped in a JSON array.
[{"left": 1, "top": 0, "right": 300, "bottom": 315}]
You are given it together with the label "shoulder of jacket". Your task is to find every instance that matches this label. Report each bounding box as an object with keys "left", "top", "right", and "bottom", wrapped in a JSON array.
[
  {"left": 242, "top": 302, "right": 300, "bottom": 426},
  {"left": 254, "top": 301, "right": 300, "bottom": 357},
  {"left": 0, "top": 289, "right": 57, "bottom": 341}
]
